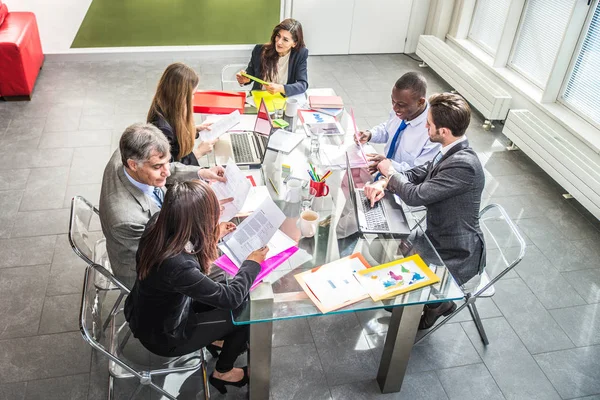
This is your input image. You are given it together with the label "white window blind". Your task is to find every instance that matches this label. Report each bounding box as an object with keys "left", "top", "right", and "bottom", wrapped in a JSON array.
[
  {"left": 562, "top": 2, "right": 600, "bottom": 126},
  {"left": 468, "top": 0, "right": 512, "bottom": 54},
  {"left": 509, "top": 0, "right": 577, "bottom": 88}
]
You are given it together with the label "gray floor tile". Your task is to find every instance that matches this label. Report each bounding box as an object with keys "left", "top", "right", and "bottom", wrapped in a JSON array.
[
  {"left": 20, "top": 167, "right": 69, "bottom": 211},
  {"left": 436, "top": 363, "right": 504, "bottom": 400},
  {"left": 68, "top": 146, "right": 111, "bottom": 185},
  {"left": 532, "top": 235, "right": 596, "bottom": 272},
  {"left": 39, "top": 129, "right": 112, "bottom": 149},
  {"left": 2, "top": 117, "right": 46, "bottom": 146},
  {"left": 0, "top": 382, "right": 26, "bottom": 400},
  {"left": 271, "top": 343, "right": 331, "bottom": 400},
  {"left": 272, "top": 318, "right": 314, "bottom": 348},
  {"left": 44, "top": 113, "right": 81, "bottom": 133},
  {"left": 563, "top": 268, "right": 600, "bottom": 304},
  {"left": 491, "top": 279, "right": 574, "bottom": 354},
  {"left": 330, "top": 379, "right": 402, "bottom": 399},
  {"left": 62, "top": 184, "right": 102, "bottom": 208},
  {"left": 485, "top": 247, "right": 520, "bottom": 280},
  {"left": 407, "top": 323, "right": 481, "bottom": 373},
  {"left": 0, "top": 265, "right": 49, "bottom": 339},
  {"left": 38, "top": 293, "right": 81, "bottom": 335},
  {"left": 485, "top": 174, "right": 560, "bottom": 198},
  {"left": 550, "top": 304, "right": 600, "bottom": 347},
  {"left": 513, "top": 246, "right": 587, "bottom": 309},
  {"left": 482, "top": 218, "right": 532, "bottom": 249},
  {"left": 461, "top": 317, "right": 561, "bottom": 400},
  {"left": 11, "top": 209, "right": 70, "bottom": 237},
  {"left": 24, "top": 374, "right": 89, "bottom": 400},
  {"left": 0, "top": 169, "right": 30, "bottom": 191},
  {"left": 0, "top": 331, "right": 91, "bottom": 383},
  {"left": 0, "top": 190, "right": 23, "bottom": 238},
  {"left": 397, "top": 371, "right": 449, "bottom": 400},
  {"left": 484, "top": 194, "right": 566, "bottom": 221},
  {"left": 0, "top": 148, "right": 74, "bottom": 170},
  {"left": 47, "top": 235, "right": 87, "bottom": 296},
  {"left": 534, "top": 345, "right": 600, "bottom": 399},
  {"left": 0, "top": 235, "right": 57, "bottom": 269}
]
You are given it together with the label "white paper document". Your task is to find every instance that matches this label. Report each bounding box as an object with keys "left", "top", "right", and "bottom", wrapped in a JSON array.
[
  {"left": 199, "top": 110, "right": 241, "bottom": 141},
  {"left": 267, "top": 129, "right": 304, "bottom": 153},
  {"left": 211, "top": 160, "right": 252, "bottom": 222},
  {"left": 220, "top": 197, "right": 286, "bottom": 266},
  {"left": 319, "top": 143, "right": 376, "bottom": 169},
  {"left": 239, "top": 186, "right": 271, "bottom": 216},
  {"left": 303, "top": 257, "right": 368, "bottom": 307}
]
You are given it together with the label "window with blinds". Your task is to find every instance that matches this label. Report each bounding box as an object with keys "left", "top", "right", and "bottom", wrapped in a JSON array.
[
  {"left": 562, "top": 1, "right": 600, "bottom": 126},
  {"left": 468, "top": 0, "right": 512, "bottom": 55},
  {"left": 509, "top": 0, "right": 578, "bottom": 88}
]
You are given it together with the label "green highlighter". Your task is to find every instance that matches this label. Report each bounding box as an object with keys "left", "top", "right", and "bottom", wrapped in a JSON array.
[{"left": 241, "top": 72, "right": 269, "bottom": 86}]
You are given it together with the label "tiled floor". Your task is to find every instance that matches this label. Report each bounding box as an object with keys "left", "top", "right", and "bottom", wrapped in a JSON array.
[{"left": 1, "top": 54, "right": 599, "bottom": 400}]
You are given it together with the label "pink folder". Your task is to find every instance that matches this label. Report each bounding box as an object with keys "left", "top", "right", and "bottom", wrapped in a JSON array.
[{"left": 214, "top": 246, "right": 299, "bottom": 290}]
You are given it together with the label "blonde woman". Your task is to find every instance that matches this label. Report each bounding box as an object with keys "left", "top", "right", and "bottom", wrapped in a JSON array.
[{"left": 148, "top": 63, "right": 216, "bottom": 166}]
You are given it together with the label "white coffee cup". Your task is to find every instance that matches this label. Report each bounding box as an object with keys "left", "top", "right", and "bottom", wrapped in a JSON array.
[
  {"left": 285, "top": 98, "right": 299, "bottom": 117},
  {"left": 300, "top": 210, "right": 319, "bottom": 238},
  {"left": 285, "top": 179, "right": 302, "bottom": 203}
]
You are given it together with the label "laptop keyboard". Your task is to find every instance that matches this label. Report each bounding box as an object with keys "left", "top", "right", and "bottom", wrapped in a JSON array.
[
  {"left": 358, "top": 190, "right": 390, "bottom": 231},
  {"left": 231, "top": 134, "right": 255, "bottom": 163}
]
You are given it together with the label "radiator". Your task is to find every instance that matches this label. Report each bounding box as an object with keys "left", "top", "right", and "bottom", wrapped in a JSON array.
[
  {"left": 503, "top": 109, "right": 600, "bottom": 220},
  {"left": 416, "top": 35, "right": 511, "bottom": 122}
]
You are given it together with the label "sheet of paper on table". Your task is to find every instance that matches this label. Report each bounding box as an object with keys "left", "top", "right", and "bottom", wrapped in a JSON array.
[
  {"left": 219, "top": 196, "right": 287, "bottom": 266},
  {"left": 318, "top": 143, "right": 376, "bottom": 169},
  {"left": 211, "top": 160, "right": 251, "bottom": 222},
  {"left": 199, "top": 110, "right": 241, "bottom": 141}
]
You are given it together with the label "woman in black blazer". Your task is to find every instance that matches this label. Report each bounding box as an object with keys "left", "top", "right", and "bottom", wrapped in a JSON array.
[
  {"left": 148, "top": 63, "right": 216, "bottom": 166},
  {"left": 124, "top": 180, "right": 268, "bottom": 394},
  {"left": 236, "top": 18, "right": 308, "bottom": 97}
]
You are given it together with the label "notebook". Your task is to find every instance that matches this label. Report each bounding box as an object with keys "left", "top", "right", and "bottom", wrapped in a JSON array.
[{"left": 309, "top": 95, "right": 344, "bottom": 109}]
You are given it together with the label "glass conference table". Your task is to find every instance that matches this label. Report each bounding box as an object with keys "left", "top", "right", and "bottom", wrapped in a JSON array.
[{"left": 204, "top": 94, "right": 463, "bottom": 399}]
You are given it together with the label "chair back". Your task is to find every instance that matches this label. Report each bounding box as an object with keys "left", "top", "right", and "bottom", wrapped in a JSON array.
[
  {"left": 221, "top": 64, "right": 252, "bottom": 92},
  {"left": 69, "top": 196, "right": 104, "bottom": 265},
  {"left": 475, "top": 203, "right": 526, "bottom": 297}
]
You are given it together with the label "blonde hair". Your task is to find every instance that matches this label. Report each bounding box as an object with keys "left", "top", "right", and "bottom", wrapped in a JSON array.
[{"left": 147, "top": 63, "right": 199, "bottom": 161}]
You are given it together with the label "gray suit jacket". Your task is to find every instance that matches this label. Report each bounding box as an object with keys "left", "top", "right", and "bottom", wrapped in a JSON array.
[
  {"left": 387, "top": 139, "right": 485, "bottom": 285},
  {"left": 99, "top": 150, "right": 200, "bottom": 288}
]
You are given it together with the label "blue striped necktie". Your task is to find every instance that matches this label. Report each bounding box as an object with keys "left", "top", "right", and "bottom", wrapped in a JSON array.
[{"left": 153, "top": 187, "right": 164, "bottom": 208}]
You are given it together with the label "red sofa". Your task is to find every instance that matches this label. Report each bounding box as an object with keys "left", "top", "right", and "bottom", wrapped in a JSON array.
[{"left": 0, "top": 0, "right": 44, "bottom": 100}]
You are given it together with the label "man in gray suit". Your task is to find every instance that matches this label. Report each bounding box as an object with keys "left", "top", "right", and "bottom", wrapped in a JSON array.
[
  {"left": 365, "top": 92, "right": 485, "bottom": 330},
  {"left": 100, "top": 123, "right": 227, "bottom": 288}
]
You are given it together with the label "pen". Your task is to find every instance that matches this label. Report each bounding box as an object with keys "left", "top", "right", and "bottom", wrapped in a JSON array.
[{"left": 268, "top": 178, "right": 279, "bottom": 195}]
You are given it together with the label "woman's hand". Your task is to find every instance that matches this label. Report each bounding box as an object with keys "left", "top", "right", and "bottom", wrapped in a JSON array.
[
  {"left": 193, "top": 139, "right": 218, "bottom": 158},
  {"left": 219, "top": 197, "right": 233, "bottom": 213},
  {"left": 247, "top": 246, "right": 269, "bottom": 264},
  {"left": 236, "top": 70, "right": 251, "bottom": 85},
  {"left": 198, "top": 165, "right": 226, "bottom": 182},
  {"left": 218, "top": 221, "right": 236, "bottom": 239},
  {"left": 196, "top": 122, "right": 213, "bottom": 132},
  {"left": 265, "top": 83, "right": 284, "bottom": 94}
]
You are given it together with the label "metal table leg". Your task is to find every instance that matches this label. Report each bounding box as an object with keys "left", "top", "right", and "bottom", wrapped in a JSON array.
[
  {"left": 376, "top": 304, "right": 423, "bottom": 393},
  {"left": 248, "top": 283, "right": 274, "bottom": 400}
]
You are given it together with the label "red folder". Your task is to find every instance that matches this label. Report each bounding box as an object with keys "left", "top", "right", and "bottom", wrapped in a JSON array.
[
  {"left": 193, "top": 91, "right": 246, "bottom": 114},
  {"left": 214, "top": 246, "right": 299, "bottom": 290}
]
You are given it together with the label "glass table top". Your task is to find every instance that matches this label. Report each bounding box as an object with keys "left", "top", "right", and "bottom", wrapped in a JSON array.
[{"left": 207, "top": 91, "right": 464, "bottom": 325}]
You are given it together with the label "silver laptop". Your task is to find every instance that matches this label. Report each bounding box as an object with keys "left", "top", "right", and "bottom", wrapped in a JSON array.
[
  {"left": 213, "top": 99, "right": 273, "bottom": 168},
  {"left": 346, "top": 153, "right": 411, "bottom": 236}
]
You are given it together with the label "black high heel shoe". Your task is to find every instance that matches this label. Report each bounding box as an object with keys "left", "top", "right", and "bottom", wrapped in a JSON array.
[
  {"left": 209, "top": 366, "right": 249, "bottom": 394},
  {"left": 205, "top": 344, "right": 222, "bottom": 358}
]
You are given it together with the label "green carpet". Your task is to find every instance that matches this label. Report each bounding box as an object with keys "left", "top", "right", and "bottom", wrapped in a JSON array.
[{"left": 72, "top": 0, "right": 280, "bottom": 48}]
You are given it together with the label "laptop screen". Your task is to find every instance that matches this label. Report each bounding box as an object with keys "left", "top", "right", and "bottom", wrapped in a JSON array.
[
  {"left": 345, "top": 153, "right": 357, "bottom": 210},
  {"left": 254, "top": 99, "right": 273, "bottom": 136}
]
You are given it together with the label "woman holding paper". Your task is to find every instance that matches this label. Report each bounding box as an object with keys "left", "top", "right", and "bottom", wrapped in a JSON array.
[
  {"left": 236, "top": 18, "right": 308, "bottom": 96},
  {"left": 148, "top": 63, "right": 217, "bottom": 166},
  {"left": 124, "top": 180, "right": 268, "bottom": 394}
]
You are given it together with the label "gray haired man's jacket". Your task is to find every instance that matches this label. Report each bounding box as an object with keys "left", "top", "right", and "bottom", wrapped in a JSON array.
[
  {"left": 387, "top": 139, "right": 485, "bottom": 285},
  {"left": 99, "top": 149, "right": 200, "bottom": 288}
]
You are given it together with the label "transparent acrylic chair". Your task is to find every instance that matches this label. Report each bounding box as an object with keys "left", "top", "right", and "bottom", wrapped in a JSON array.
[
  {"left": 221, "top": 64, "right": 251, "bottom": 92},
  {"left": 415, "top": 203, "right": 526, "bottom": 345},
  {"left": 80, "top": 263, "right": 210, "bottom": 400},
  {"left": 69, "top": 196, "right": 124, "bottom": 338}
]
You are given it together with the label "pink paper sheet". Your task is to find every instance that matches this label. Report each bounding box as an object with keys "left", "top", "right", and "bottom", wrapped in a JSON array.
[{"left": 214, "top": 246, "right": 299, "bottom": 290}]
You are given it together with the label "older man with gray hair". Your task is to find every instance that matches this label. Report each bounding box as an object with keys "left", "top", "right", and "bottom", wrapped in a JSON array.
[{"left": 100, "top": 123, "right": 226, "bottom": 288}]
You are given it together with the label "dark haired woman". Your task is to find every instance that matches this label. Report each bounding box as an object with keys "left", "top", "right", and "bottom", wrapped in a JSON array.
[
  {"left": 236, "top": 18, "right": 308, "bottom": 96},
  {"left": 124, "top": 180, "right": 268, "bottom": 393}
]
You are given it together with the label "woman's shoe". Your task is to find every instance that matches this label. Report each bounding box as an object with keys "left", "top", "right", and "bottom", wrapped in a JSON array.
[
  {"left": 209, "top": 366, "right": 249, "bottom": 394},
  {"left": 205, "top": 344, "right": 222, "bottom": 358}
]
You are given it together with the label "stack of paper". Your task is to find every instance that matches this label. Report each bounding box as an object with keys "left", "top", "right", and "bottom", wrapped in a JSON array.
[
  {"left": 309, "top": 95, "right": 344, "bottom": 109},
  {"left": 211, "top": 160, "right": 252, "bottom": 222},
  {"left": 199, "top": 110, "right": 241, "bottom": 142}
]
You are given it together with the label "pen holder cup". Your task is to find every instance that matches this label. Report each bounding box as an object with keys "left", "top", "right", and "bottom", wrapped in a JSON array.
[{"left": 310, "top": 180, "right": 329, "bottom": 197}]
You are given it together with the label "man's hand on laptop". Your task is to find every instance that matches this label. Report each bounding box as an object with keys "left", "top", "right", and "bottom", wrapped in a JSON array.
[
  {"left": 364, "top": 179, "right": 387, "bottom": 207},
  {"left": 199, "top": 165, "right": 226, "bottom": 182}
]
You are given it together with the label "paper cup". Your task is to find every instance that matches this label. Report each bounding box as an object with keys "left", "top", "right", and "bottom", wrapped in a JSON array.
[{"left": 285, "top": 98, "right": 300, "bottom": 117}]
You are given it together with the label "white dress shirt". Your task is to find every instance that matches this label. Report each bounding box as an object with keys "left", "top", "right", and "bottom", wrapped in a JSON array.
[
  {"left": 123, "top": 167, "right": 163, "bottom": 208},
  {"left": 368, "top": 104, "right": 440, "bottom": 172}
]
